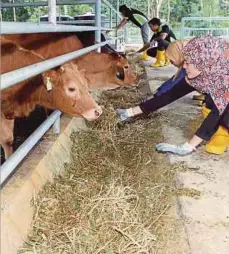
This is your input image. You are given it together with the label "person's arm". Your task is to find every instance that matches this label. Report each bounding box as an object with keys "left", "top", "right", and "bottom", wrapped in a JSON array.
[
  {"left": 153, "top": 33, "right": 168, "bottom": 41},
  {"left": 137, "top": 43, "right": 150, "bottom": 53},
  {"left": 116, "top": 18, "right": 128, "bottom": 30},
  {"left": 138, "top": 34, "right": 155, "bottom": 52},
  {"left": 154, "top": 25, "right": 170, "bottom": 41},
  {"left": 117, "top": 77, "right": 195, "bottom": 121},
  {"left": 156, "top": 96, "right": 222, "bottom": 155},
  {"left": 139, "top": 77, "right": 194, "bottom": 114}
]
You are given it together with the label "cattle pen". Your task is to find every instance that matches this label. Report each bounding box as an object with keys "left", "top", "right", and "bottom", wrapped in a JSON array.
[
  {"left": 0, "top": 1, "right": 130, "bottom": 252},
  {"left": 1, "top": 0, "right": 125, "bottom": 186}
]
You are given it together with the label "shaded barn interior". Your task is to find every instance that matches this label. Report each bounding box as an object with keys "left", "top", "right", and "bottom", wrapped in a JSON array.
[{"left": 0, "top": 107, "right": 52, "bottom": 164}]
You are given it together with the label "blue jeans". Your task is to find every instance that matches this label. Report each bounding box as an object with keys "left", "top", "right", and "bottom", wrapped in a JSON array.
[{"left": 140, "top": 23, "right": 150, "bottom": 44}]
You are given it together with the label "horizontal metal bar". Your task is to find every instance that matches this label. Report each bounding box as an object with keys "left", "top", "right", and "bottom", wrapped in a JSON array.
[
  {"left": 1, "top": 0, "right": 96, "bottom": 8},
  {"left": 183, "top": 27, "right": 229, "bottom": 31},
  {"left": 0, "top": 110, "right": 62, "bottom": 187},
  {"left": 57, "top": 20, "right": 98, "bottom": 24},
  {"left": 182, "top": 17, "right": 229, "bottom": 21},
  {"left": 1, "top": 22, "right": 101, "bottom": 34},
  {"left": 53, "top": 116, "right": 61, "bottom": 134},
  {"left": 102, "top": 0, "right": 122, "bottom": 18},
  {"left": 1, "top": 38, "right": 118, "bottom": 90},
  {"left": 56, "top": 20, "right": 113, "bottom": 24}
]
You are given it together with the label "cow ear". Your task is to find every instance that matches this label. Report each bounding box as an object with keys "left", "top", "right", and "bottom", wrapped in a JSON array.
[{"left": 42, "top": 70, "right": 58, "bottom": 91}]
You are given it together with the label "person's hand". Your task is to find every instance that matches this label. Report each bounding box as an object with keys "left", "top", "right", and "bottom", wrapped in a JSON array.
[
  {"left": 156, "top": 142, "right": 195, "bottom": 155},
  {"left": 128, "top": 51, "right": 136, "bottom": 56},
  {"left": 150, "top": 40, "right": 158, "bottom": 48},
  {"left": 116, "top": 108, "right": 134, "bottom": 122}
]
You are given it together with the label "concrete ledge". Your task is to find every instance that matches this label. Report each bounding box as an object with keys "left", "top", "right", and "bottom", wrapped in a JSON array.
[{"left": 1, "top": 115, "right": 87, "bottom": 254}]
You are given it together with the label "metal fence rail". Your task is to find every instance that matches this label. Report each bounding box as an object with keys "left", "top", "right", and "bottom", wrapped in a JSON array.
[
  {"left": 181, "top": 17, "right": 229, "bottom": 39},
  {"left": 0, "top": 110, "right": 62, "bottom": 186},
  {"left": 1, "top": 39, "right": 118, "bottom": 90},
  {"left": 0, "top": 0, "right": 123, "bottom": 187},
  {"left": 1, "top": 0, "right": 96, "bottom": 8},
  {"left": 1, "top": 21, "right": 105, "bottom": 34}
]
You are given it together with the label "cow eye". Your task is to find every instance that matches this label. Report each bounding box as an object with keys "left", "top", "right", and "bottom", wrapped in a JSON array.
[
  {"left": 116, "top": 67, "right": 125, "bottom": 81},
  {"left": 124, "top": 65, "right": 129, "bottom": 69},
  {"left": 68, "top": 87, "right": 75, "bottom": 92}
]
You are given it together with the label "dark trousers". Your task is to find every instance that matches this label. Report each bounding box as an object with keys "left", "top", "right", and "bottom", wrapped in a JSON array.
[
  {"left": 147, "top": 39, "right": 170, "bottom": 57},
  {"left": 139, "top": 77, "right": 228, "bottom": 141}
]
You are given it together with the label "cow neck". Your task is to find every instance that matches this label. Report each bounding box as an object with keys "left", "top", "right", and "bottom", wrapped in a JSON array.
[
  {"left": 76, "top": 53, "right": 116, "bottom": 73},
  {"left": 85, "top": 69, "right": 121, "bottom": 90},
  {"left": 85, "top": 71, "right": 110, "bottom": 88},
  {"left": 2, "top": 76, "right": 55, "bottom": 118},
  {"left": 25, "top": 77, "right": 55, "bottom": 110}
]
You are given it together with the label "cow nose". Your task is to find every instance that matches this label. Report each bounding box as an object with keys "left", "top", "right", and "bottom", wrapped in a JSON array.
[
  {"left": 95, "top": 107, "right": 102, "bottom": 117},
  {"left": 96, "top": 106, "right": 103, "bottom": 116},
  {"left": 82, "top": 106, "right": 103, "bottom": 121}
]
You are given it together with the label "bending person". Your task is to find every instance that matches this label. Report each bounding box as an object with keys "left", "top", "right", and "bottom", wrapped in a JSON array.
[
  {"left": 116, "top": 5, "right": 149, "bottom": 46},
  {"left": 117, "top": 35, "right": 229, "bottom": 156},
  {"left": 138, "top": 18, "right": 177, "bottom": 67}
]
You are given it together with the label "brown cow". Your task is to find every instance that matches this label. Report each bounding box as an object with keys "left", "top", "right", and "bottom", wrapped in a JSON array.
[
  {"left": 1, "top": 38, "right": 102, "bottom": 158},
  {"left": 3, "top": 33, "right": 137, "bottom": 88}
]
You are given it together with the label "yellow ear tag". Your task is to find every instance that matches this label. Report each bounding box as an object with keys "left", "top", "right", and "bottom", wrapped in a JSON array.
[{"left": 46, "top": 77, "right": 53, "bottom": 91}]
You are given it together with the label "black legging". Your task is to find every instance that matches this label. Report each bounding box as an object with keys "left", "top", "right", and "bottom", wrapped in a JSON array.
[
  {"left": 139, "top": 77, "right": 228, "bottom": 141},
  {"left": 147, "top": 39, "right": 170, "bottom": 57}
]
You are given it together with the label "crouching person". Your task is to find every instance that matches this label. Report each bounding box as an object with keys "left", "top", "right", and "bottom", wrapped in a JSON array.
[{"left": 138, "top": 18, "right": 177, "bottom": 67}]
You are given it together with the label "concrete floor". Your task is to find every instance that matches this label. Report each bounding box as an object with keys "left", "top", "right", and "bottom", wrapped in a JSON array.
[{"left": 145, "top": 65, "right": 229, "bottom": 254}]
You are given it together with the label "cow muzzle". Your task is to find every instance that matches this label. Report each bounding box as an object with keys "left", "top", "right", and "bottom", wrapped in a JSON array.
[{"left": 82, "top": 106, "right": 103, "bottom": 121}]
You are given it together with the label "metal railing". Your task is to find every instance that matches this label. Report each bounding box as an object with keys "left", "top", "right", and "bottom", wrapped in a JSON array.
[
  {"left": 181, "top": 17, "right": 229, "bottom": 39},
  {"left": 0, "top": 0, "right": 123, "bottom": 187},
  {"left": 1, "top": 0, "right": 96, "bottom": 8}
]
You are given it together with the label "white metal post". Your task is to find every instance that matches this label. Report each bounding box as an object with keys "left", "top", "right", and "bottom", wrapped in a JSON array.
[
  {"left": 109, "top": 8, "right": 112, "bottom": 28},
  {"left": 59, "top": 6, "right": 61, "bottom": 21},
  {"left": 95, "top": 0, "right": 101, "bottom": 52},
  {"left": 180, "top": 17, "right": 185, "bottom": 39},
  {"left": 48, "top": 0, "right": 60, "bottom": 132},
  {"left": 48, "top": 0, "right": 56, "bottom": 24},
  {"left": 115, "top": 0, "right": 119, "bottom": 49},
  {"left": 13, "top": 0, "right": 17, "bottom": 21}
]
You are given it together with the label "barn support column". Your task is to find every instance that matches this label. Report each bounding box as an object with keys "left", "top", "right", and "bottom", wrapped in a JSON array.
[
  {"left": 95, "top": 0, "right": 101, "bottom": 52},
  {"left": 115, "top": 0, "right": 119, "bottom": 50},
  {"left": 13, "top": 0, "right": 17, "bottom": 21},
  {"left": 48, "top": 0, "right": 60, "bottom": 133},
  {"left": 48, "top": 0, "right": 56, "bottom": 24}
]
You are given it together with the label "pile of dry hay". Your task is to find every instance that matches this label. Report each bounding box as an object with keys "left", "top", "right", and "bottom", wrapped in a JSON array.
[{"left": 19, "top": 62, "right": 189, "bottom": 254}]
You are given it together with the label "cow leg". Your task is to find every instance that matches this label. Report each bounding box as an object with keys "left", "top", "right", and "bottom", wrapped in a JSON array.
[
  {"left": 2, "top": 141, "right": 14, "bottom": 159},
  {"left": 0, "top": 117, "right": 14, "bottom": 160}
]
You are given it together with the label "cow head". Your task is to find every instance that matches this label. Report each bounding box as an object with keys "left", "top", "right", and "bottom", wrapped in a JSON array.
[
  {"left": 42, "top": 62, "right": 102, "bottom": 121},
  {"left": 112, "top": 54, "right": 137, "bottom": 86}
]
